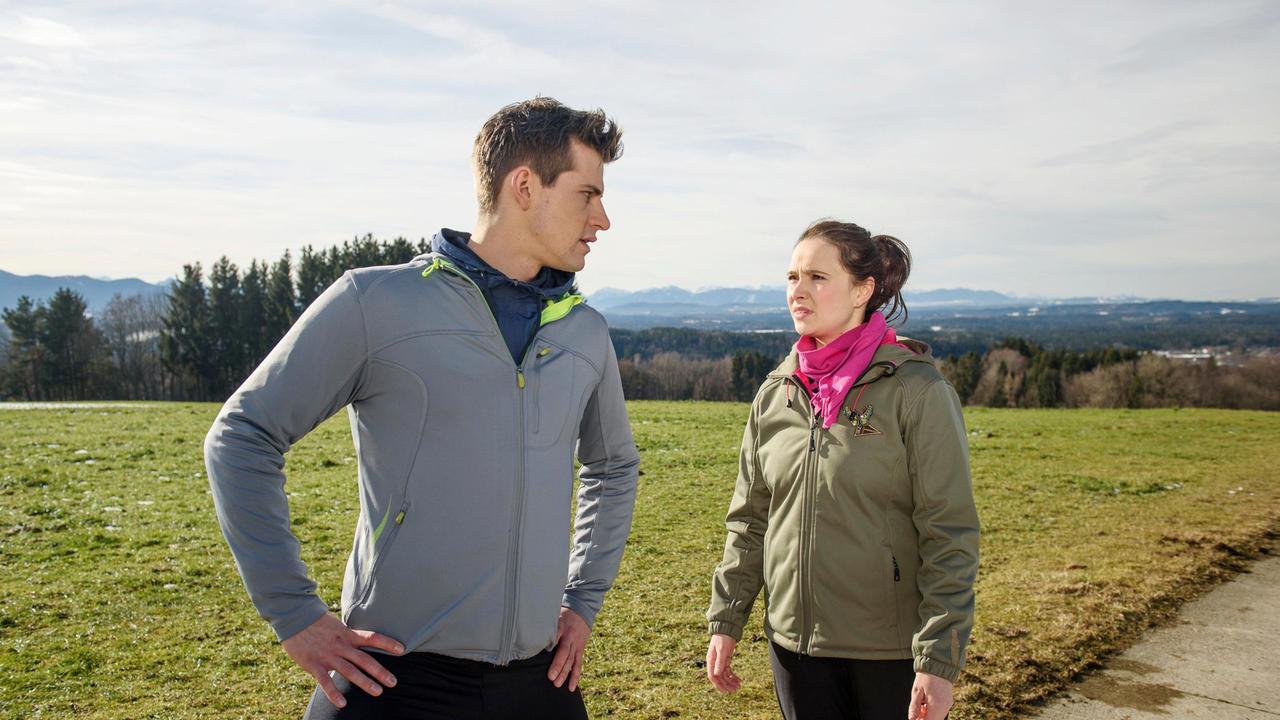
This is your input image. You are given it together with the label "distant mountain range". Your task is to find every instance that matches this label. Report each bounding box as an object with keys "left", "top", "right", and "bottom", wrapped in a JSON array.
[
  {"left": 0, "top": 270, "right": 171, "bottom": 316},
  {"left": 583, "top": 285, "right": 1251, "bottom": 329},
  {"left": 2, "top": 269, "right": 1277, "bottom": 330},
  {"left": 586, "top": 285, "right": 1128, "bottom": 314}
]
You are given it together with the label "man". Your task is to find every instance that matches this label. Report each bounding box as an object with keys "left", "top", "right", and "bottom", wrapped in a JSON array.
[{"left": 205, "top": 98, "right": 638, "bottom": 719}]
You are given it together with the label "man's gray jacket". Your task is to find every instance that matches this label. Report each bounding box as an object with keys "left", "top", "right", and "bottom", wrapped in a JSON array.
[{"left": 204, "top": 253, "right": 640, "bottom": 665}]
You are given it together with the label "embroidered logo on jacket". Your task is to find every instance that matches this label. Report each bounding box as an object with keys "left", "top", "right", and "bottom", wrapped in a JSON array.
[{"left": 847, "top": 404, "right": 881, "bottom": 437}]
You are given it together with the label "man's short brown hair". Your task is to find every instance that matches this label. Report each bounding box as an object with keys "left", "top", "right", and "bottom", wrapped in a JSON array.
[{"left": 473, "top": 97, "right": 623, "bottom": 215}]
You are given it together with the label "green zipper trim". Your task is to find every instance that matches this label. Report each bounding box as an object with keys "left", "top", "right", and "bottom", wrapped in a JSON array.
[
  {"left": 370, "top": 504, "right": 392, "bottom": 544},
  {"left": 540, "top": 293, "right": 583, "bottom": 326},
  {"left": 419, "top": 257, "right": 446, "bottom": 278}
]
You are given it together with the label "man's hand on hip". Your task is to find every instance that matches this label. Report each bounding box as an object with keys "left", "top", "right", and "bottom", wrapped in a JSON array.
[
  {"left": 281, "top": 613, "right": 406, "bottom": 709},
  {"left": 548, "top": 607, "right": 590, "bottom": 692}
]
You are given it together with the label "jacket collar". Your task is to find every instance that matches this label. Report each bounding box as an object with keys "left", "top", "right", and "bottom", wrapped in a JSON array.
[{"left": 425, "top": 228, "right": 576, "bottom": 300}]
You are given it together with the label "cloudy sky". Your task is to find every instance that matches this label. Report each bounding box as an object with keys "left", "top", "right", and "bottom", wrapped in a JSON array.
[{"left": 2, "top": 1, "right": 1277, "bottom": 299}]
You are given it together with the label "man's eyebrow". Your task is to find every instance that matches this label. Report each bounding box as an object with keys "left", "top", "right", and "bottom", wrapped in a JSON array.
[{"left": 581, "top": 184, "right": 603, "bottom": 196}]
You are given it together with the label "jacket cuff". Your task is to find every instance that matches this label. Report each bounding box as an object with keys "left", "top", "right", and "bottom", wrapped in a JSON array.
[
  {"left": 913, "top": 655, "right": 962, "bottom": 683},
  {"left": 270, "top": 597, "right": 330, "bottom": 643},
  {"left": 561, "top": 594, "right": 599, "bottom": 629},
  {"left": 708, "top": 621, "right": 743, "bottom": 641}
]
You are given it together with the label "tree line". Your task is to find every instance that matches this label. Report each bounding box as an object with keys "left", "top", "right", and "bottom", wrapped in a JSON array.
[
  {"left": 936, "top": 338, "right": 1280, "bottom": 410},
  {"left": 1, "top": 235, "right": 428, "bottom": 402},
  {"left": 613, "top": 339, "right": 1278, "bottom": 409},
  {"left": 3, "top": 236, "right": 1277, "bottom": 409}
]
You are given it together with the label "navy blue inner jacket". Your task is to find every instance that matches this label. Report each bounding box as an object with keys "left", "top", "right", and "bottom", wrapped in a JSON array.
[{"left": 432, "top": 229, "right": 577, "bottom": 363}]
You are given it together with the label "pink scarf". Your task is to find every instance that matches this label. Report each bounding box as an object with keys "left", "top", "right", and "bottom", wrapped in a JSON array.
[{"left": 794, "top": 312, "right": 899, "bottom": 429}]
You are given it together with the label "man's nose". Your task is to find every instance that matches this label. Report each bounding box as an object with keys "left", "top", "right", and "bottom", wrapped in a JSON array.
[{"left": 593, "top": 202, "right": 611, "bottom": 232}]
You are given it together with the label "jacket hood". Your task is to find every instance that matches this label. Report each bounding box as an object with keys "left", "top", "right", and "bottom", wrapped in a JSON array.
[
  {"left": 769, "top": 336, "right": 935, "bottom": 386},
  {"left": 418, "top": 228, "right": 577, "bottom": 299}
]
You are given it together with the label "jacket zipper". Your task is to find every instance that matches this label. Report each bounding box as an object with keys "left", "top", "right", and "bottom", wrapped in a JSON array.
[
  {"left": 499, "top": 368, "right": 527, "bottom": 664},
  {"left": 787, "top": 376, "right": 819, "bottom": 654},
  {"left": 892, "top": 554, "right": 901, "bottom": 582},
  {"left": 433, "top": 262, "right": 541, "bottom": 665}
]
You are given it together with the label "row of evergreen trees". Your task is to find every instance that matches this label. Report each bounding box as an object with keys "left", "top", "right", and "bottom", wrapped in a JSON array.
[{"left": 1, "top": 235, "right": 430, "bottom": 402}]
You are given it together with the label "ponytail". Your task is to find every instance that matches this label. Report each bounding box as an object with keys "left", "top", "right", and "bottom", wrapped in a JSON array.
[{"left": 870, "top": 234, "right": 911, "bottom": 325}]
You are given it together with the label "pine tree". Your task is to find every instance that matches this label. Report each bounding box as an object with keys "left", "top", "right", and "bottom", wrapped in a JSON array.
[
  {"left": 731, "top": 350, "right": 775, "bottom": 401},
  {"left": 162, "top": 264, "right": 213, "bottom": 400},
  {"left": 296, "top": 245, "right": 327, "bottom": 309},
  {"left": 240, "top": 260, "right": 269, "bottom": 368},
  {"left": 2, "top": 296, "right": 44, "bottom": 399},
  {"left": 384, "top": 236, "right": 420, "bottom": 263},
  {"left": 40, "top": 288, "right": 104, "bottom": 399},
  {"left": 265, "top": 251, "right": 297, "bottom": 348},
  {"left": 953, "top": 352, "right": 982, "bottom": 404},
  {"left": 207, "top": 256, "right": 244, "bottom": 398}
]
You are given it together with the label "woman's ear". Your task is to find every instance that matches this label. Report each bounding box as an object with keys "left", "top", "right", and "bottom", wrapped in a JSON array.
[{"left": 855, "top": 277, "right": 876, "bottom": 309}]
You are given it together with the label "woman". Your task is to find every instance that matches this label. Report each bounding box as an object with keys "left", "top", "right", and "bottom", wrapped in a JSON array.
[{"left": 705, "top": 220, "right": 979, "bottom": 719}]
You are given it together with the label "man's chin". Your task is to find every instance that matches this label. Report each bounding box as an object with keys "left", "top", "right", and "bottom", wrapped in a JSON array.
[{"left": 549, "top": 255, "right": 587, "bottom": 273}]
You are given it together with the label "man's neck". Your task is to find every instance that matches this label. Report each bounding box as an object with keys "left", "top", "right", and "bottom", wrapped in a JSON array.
[{"left": 467, "top": 218, "right": 541, "bottom": 282}]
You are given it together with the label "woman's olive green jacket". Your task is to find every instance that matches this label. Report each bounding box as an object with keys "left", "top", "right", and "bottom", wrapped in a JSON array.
[{"left": 707, "top": 340, "right": 980, "bottom": 682}]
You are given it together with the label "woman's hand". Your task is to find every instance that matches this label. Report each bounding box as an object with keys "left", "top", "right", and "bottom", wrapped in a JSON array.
[
  {"left": 705, "top": 634, "right": 741, "bottom": 693},
  {"left": 908, "top": 672, "right": 953, "bottom": 719}
]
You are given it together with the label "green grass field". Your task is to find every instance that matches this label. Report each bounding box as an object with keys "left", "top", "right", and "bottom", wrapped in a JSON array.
[{"left": 1, "top": 402, "right": 1277, "bottom": 719}]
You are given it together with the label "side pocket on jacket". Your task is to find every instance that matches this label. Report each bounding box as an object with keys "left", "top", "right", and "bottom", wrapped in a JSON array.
[
  {"left": 890, "top": 550, "right": 909, "bottom": 648},
  {"left": 355, "top": 500, "right": 411, "bottom": 608}
]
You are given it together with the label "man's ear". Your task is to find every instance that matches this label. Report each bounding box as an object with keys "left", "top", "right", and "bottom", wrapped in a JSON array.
[{"left": 506, "top": 165, "right": 536, "bottom": 211}]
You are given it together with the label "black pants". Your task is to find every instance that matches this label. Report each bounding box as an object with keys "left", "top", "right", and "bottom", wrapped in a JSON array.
[
  {"left": 302, "top": 649, "right": 588, "bottom": 720},
  {"left": 769, "top": 642, "right": 916, "bottom": 720}
]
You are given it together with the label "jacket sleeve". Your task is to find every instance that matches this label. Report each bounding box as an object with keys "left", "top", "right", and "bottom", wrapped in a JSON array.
[
  {"left": 706, "top": 398, "right": 769, "bottom": 641},
  {"left": 906, "top": 378, "right": 980, "bottom": 682},
  {"left": 563, "top": 337, "right": 639, "bottom": 628},
  {"left": 204, "top": 272, "right": 369, "bottom": 642}
]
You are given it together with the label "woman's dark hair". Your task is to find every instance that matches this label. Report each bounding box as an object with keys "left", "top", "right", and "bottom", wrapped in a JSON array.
[{"left": 798, "top": 219, "right": 911, "bottom": 325}]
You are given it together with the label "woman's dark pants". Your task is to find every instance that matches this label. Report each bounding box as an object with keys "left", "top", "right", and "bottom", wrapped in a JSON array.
[{"left": 769, "top": 641, "right": 916, "bottom": 720}]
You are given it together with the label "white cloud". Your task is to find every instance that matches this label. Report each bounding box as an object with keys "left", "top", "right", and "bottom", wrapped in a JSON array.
[
  {"left": 0, "top": 15, "right": 87, "bottom": 48},
  {"left": 0, "top": 1, "right": 1276, "bottom": 300}
]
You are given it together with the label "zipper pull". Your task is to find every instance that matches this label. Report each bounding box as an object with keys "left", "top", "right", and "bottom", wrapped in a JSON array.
[
  {"left": 893, "top": 556, "right": 901, "bottom": 582},
  {"left": 517, "top": 370, "right": 526, "bottom": 389},
  {"left": 809, "top": 412, "right": 818, "bottom": 452}
]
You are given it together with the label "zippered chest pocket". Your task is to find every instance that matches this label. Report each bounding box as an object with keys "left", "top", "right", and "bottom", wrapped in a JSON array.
[{"left": 527, "top": 344, "right": 592, "bottom": 448}]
